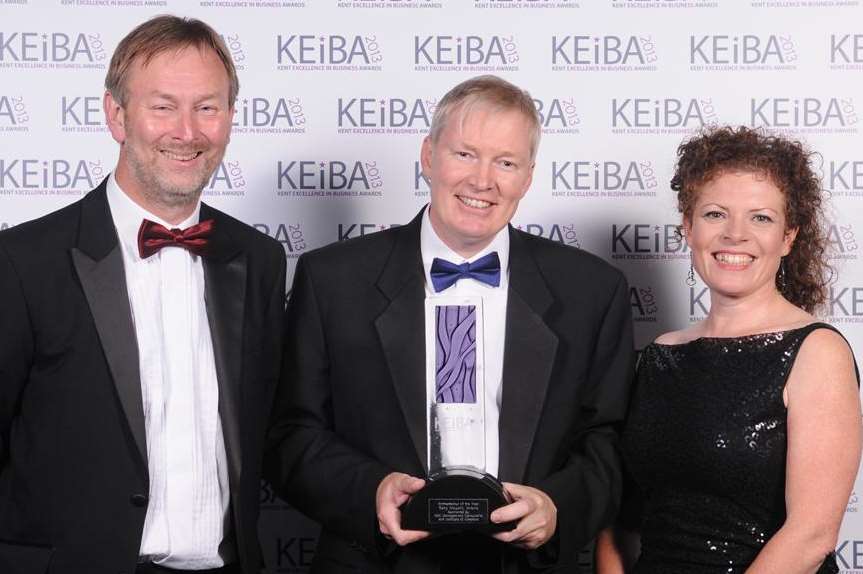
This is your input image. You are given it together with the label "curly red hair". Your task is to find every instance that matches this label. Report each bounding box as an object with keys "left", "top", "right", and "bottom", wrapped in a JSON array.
[{"left": 670, "top": 126, "right": 831, "bottom": 313}]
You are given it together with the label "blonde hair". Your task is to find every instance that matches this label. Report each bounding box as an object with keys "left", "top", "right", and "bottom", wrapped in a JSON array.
[{"left": 429, "top": 75, "right": 541, "bottom": 161}]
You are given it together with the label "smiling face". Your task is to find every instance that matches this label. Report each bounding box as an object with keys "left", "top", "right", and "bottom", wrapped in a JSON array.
[
  {"left": 684, "top": 170, "right": 798, "bottom": 302},
  {"left": 105, "top": 45, "right": 233, "bottom": 223},
  {"left": 422, "top": 104, "right": 535, "bottom": 258}
]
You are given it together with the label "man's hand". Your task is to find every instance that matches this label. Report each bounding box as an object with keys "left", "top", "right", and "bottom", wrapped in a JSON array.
[
  {"left": 375, "top": 472, "right": 431, "bottom": 546},
  {"left": 490, "top": 482, "right": 558, "bottom": 549}
]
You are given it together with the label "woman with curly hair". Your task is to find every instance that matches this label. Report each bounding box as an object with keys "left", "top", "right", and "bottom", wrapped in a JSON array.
[{"left": 596, "top": 126, "right": 861, "bottom": 574}]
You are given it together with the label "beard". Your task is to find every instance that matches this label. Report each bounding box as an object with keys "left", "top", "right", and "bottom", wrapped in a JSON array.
[{"left": 123, "top": 139, "right": 221, "bottom": 209}]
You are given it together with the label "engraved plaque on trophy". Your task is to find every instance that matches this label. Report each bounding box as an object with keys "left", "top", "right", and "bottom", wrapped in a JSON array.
[{"left": 401, "top": 297, "right": 514, "bottom": 534}]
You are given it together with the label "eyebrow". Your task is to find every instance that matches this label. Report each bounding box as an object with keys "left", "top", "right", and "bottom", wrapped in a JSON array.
[
  {"left": 700, "top": 203, "right": 780, "bottom": 214},
  {"left": 451, "top": 139, "right": 524, "bottom": 160},
  {"left": 148, "top": 91, "right": 223, "bottom": 104},
  {"left": 750, "top": 208, "right": 781, "bottom": 215}
]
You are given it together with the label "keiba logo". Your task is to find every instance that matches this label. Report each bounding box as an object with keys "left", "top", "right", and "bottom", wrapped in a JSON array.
[
  {"left": 60, "top": 96, "right": 107, "bottom": 133},
  {"left": 232, "top": 97, "right": 306, "bottom": 135},
  {"left": 253, "top": 223, "right": 307, "bottom": 258},
  {"left": 847, "top": 492, "right": 859, "bottom": 513},
  {"left": 533, "top": 97, "right": 581, "bottom": 134},
  {"left": 413, "top": 161, "right": 430, "bottom": 199},
  {"left": 836, "top": 539, "right": 863, "bottom": 569},
  {"left": 61, "top": 0, "right": 168, "bottom": 5},
  {"left": 689, "top": 285, "right": 710, "bottom": 321},
  {"left": 413, "top": 35, "right": 519, "bottom": 71},
  {"left": 827, "top": 285, "right": 863, "bottom": 323},
  {"left": 476, "top": 0, "right": 579, "bottom": 8},
  {"left": 276, "top": 160, "right": 384, "bottom": 198},
  {"left": 827, "top": 223, "right": 858, "bottom": 260},
  {"left": 0, "top": 158, "right": 106, "bottom": 196},
  {"left": 630, "top": 285, "right": 659, "bottom": 323},
  {"left": 610, "top": 223, "right": 689, "bottom": 261},
  {"left": 339, "top": 0, "right": 443, "bottom": 7},
  {"left": 822, "top": 158, "right": 863, "bottom": 198},
  {"left": 830, "top": 34, "right": 863, "bottom": 70},
  {"left": 202, "top": 0, "right": 305, "bottom": 7},
  {"left": 752, "top": 0, "right": 860, "bottom": 7},
  {"left": 337, "top": 223, "right": 399, "bottom": 241},
  {"left": 221, "top": 34, "right": 247, "bottom": 71},
  {"left": 272, "top": 536, "right": 316, "bottom": 571},
  {"left": 551, "top": 160, "right": 658, "bottom": 198},
  {"left": 336, "top": 97, "right": 436, "bottom": 135},
  {"left": 0, "top": 96, "right": 30, "bottom": 132},
  {"left": 689, "top": 35, "right": 797, "bottom": 71},
  {"left": 749, "top": 97, "right": 859, "bottom": 133},
  {"left": 612, "top": 0, "right": 719, "bottom": 7},
  {"left": 551, "top": 35, "right": 658, "bottom": 71},
  {"left": 204, "top": 160, "right": 246, "bottom": 198},
  {"left": 515, "top": 222, "right": 580, "bottom": 248},
  {"left": 0, "top": 32, "right": 107, "bottom": 70},
  {"left": 611, "top": 98, "right": 718, "bottom": 134},
  {"left": 277, "top": 35, "right": 382, "bottom": 72}
]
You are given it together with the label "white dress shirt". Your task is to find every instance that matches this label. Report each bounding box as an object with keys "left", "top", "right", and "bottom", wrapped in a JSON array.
[
  {"left": 106, "top": 174, "right": 230, "bottom": 569},
  {"left": 420, "top": 208, "right": 509, "bottom": 477}
]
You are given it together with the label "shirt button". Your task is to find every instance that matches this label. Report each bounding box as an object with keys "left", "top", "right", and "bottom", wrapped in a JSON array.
[{"left": 130, "top": 494, "right": 148, "bottom": 507}]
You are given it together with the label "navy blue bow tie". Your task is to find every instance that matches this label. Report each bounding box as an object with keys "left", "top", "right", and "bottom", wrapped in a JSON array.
[{"left": 430, "top": 251, "right": 501, "bottom": 293}]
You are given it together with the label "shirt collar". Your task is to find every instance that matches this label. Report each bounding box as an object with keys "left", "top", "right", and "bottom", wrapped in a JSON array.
[
  {"left": 420, "top": 205, "right": 510, "bottom": 291},
  {"left": 106, "top": 172, "right": 201, "bottom": 260}
]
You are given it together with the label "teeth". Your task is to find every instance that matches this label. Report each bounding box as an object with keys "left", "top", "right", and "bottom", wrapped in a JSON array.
[
  {"left": 162, "top": 150, "right": 199, "bottom": 161},
  {"left": 715, "top": 253, "right": 754, "bottom": 265},
  {"left": 459, "top": 196, "right": 491, "bottom": 209}
]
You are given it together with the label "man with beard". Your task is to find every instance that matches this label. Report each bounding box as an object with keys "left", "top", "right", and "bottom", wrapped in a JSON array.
[{"left": 0, "top": 15, "right": 285, "bottom": 574}]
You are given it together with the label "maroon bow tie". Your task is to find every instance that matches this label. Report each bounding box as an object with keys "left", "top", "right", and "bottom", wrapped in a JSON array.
[{"left": 137, "top": 218, "right": 215, "bottom": 259}]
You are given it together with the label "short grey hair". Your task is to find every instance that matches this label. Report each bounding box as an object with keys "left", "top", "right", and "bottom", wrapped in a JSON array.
[{"left": 428, "top": 75, "right": 541, "bottom": 162}]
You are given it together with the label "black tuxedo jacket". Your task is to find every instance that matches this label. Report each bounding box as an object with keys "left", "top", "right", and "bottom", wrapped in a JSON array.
[
  {"left": 265, "top": 210, "right": 634, "bottom": 573},
  {"left": 0, "top": 181, "right": 286, "bottom": 574}
]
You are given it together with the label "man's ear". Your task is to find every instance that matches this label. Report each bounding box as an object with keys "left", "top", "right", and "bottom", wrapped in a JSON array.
[
  {"left": 420, "top": 136, "right": 434, "bottom": 177},
  {"left": 104, "top": 91, "right": 126, "bottom": 145}
]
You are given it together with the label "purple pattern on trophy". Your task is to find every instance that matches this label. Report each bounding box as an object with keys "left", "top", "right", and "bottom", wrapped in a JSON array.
[{"left": 435, "top": 305, "right": 477, "bottom": 403}]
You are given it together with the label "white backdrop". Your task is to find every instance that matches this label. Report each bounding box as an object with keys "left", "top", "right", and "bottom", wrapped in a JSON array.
[{"left": 2, "top": 1, "right": 862, "bottom": 572}]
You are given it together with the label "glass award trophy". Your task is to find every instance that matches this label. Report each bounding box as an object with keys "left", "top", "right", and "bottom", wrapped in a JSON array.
[{"left": 401, "top": 297, "right": 514, "bottom": 534}]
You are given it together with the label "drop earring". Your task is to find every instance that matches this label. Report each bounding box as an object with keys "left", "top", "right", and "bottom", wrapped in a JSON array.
[
  {"left": 686, "top": 262, "right": 696, "bottom": 287},
  {"left": 778, "top": 258, "right": 786, "bottom": 292}
]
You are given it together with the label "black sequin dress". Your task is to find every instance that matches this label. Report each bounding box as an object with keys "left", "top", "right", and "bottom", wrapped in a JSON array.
[{"left": 621, "top": 323, "right": 846, "bottom": 574}]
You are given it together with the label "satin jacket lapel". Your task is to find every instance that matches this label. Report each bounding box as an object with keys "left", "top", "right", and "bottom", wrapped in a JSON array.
[
  {"left": 201, "top": 204, "right": 247, "bottom": 489},
  {"left": 497, "top": 228, "right": 558, "bottom": 484},
  {"left": 374, "top": 212, "right": 428, "bottom": 473},
  {"left": 71, "top": 182, "right": 148, "bottom": 469}
]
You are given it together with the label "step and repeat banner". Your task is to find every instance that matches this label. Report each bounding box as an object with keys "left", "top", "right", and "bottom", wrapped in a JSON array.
[{"left": 2, "top": 1, "right": 862, "bottom": 572}]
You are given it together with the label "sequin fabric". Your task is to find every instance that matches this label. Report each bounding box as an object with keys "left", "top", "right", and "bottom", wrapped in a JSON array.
[{"left": 621, "top": 323, "right": 843, "bottom": 574}]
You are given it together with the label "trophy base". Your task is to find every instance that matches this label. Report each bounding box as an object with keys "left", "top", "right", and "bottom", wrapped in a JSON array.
[{"left": 400, "top": 466, "right": 516, "bottom": 534}]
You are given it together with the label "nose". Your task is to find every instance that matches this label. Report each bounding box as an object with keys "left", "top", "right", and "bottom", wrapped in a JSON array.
[
  {"left": 722, "top": 215, "right": 749, "bottom": 243},
  {"left": 170, "top": 109, "right": 198, "bottom": 142},
  {"left": 470, "top": 160, "right": 494, "bottom": 191}
]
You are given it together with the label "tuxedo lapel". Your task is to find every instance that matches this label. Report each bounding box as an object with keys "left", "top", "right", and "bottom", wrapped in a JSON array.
[
  {"left": 71, "top": 183, "right": 148, "bottom": 469},
  {"left": 497, "top": 228, "right": 558, "bottom": 484},
  {"left": 374, "top": 212, "right": 428, "bottom": 473},
  {"left": 200, "top": 204, "right": 247, "bottom": 488}
]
